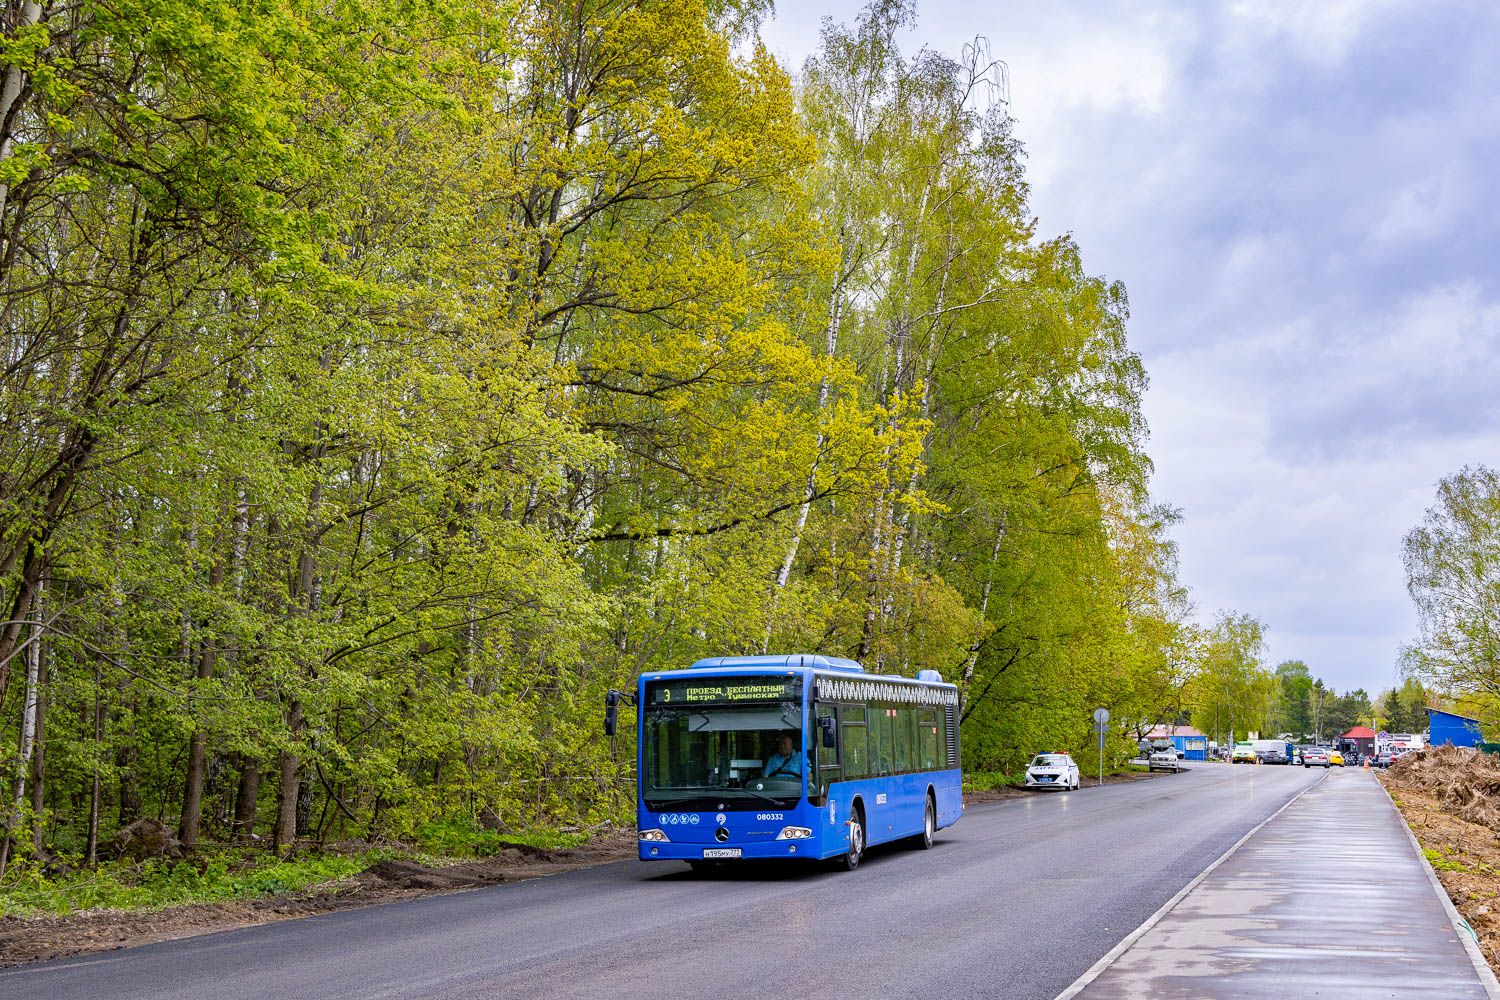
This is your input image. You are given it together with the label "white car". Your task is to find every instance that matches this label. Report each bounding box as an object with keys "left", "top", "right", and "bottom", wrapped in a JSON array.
[
  {"left": 1148, "top": 750, "right": 1182, "bottom": 772},
  {"left": 1025, "top": 752, "right": 1081, "bottom": 790}
]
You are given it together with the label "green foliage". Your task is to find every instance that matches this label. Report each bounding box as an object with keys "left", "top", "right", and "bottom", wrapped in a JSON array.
[
  {"left": 0, "top": 0, "right": 1214, "bottom": 876},
  {"left": 961, "top": 770, "right": 1025, "bottom": 792},
  {"left": 1424, "top": 847, "right": 1491, "bottom": 876},
  {"left": 1402, "top": 466, "right": 1500, "bottom": 710},
  {"left": 1380, "top": 678, "right": 1432, "bottom": 734},
  {"left": 0, "top": 849, "right": 394, "bottom": 917},
  {"left": 1186, "top": 613, "right": 1275, "bottom": 744}
]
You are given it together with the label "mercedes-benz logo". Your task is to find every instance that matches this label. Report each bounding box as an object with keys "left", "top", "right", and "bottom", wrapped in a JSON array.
[{"left": 715, "top": 827, "right": 730, "bottom": 842}]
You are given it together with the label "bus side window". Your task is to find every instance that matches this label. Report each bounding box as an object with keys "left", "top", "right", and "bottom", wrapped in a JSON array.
[
  {"left": 842, "top": 706, "right": 868, "bottom": 779},
  {"left": 894, "top": 705, "right": 913, "bottom": 774},
  {"left": 874, "top": 704, "right": 893, "bottom": 776},
  {"left": 918, "top": 708, "right": 938, "bottom": 770},
  {"left": 817, "top": 707, "right": 840, "bottom": 769},
  {"left": 813, "top": 706, "right": 842, "bottom": 801}
]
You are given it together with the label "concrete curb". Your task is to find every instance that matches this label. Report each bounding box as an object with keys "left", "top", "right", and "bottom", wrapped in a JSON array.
[
  {"left": 1052, "top": 769, "right": 1326, "bottom": 1000},
  {"left": 1384, "top": 779, "right": 1500, "bottom": 999}
]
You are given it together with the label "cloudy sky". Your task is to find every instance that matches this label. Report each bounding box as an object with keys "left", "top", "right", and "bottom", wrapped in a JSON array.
[{"left": 759, "top": 1, "right": 1500, "bottom": 697}]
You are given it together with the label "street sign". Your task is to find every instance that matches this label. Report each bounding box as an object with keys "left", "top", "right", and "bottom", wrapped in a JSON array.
[{"left": 1093, "top": 707, "right": 1110, "bottom": 725}]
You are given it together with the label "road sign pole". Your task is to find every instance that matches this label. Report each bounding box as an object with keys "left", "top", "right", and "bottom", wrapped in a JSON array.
[
  {"left": 1092, "top": 707, "right": 1110, "bottom": 787},
  {"left": 1097, "top": 729, "right": 1105, "bottom": 786}
]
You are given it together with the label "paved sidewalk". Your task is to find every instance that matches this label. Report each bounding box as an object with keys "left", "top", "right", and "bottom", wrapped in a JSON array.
[{"left": 1068, "top": 769, "right": 1497, "bottom": 999}]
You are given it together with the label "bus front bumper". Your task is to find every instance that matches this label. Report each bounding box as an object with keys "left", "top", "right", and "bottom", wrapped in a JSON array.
[{"left": 638, "top": 840, "right": 830, "bottom": 862}]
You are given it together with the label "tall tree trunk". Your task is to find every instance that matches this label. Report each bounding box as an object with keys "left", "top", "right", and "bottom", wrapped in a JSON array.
[
  {"left": 0, "top": 581, "right": 42, "bottom": 877},
  {"left": 116, "top": 683, "right": 142, "bottom": 824},
  {"left": 764, "top": 238, "right": 854, "bottom": 651},
  {"left": 233, "top": 757, "right": 262, "bottom": 840},
  {"left": 274, "top": 699, "right": 302, "bottom": 851},
  {"left": 28, "top": 638, "right": 46, "bottom": 856},
  {"left": 177, "top": 642, "right": 215, "bottom": 848},
  {"left": 179, "top": 507, "right": 235, "bottom": 848},
  {"left": 959, "top": 528, "right": 1005, "bottom": 717},
  {"left": 275, "top": 467, "right": 322, "bottom": 851},
  {"left": 887, "top": 226, "right": 952, "bottom": 579},
  {"left": 0, "top": 1, "right": 44, "bottom": 223},
  {"left": 0, "top": 542, "right": 43, "bottom": 707},
  {"left": 296, "top": 771, "right": 314, "bottom": 838},
  {"left": 85, "top": 663, "right": 103, "bottom": 865}
]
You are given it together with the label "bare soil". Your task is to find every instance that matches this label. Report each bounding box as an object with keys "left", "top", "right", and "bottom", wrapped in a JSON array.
[
  {"left": 962, "top": 764, "right": 1176, "bottom": 805},
  {"left": 1380, "top": 746, "right": 1500, "bottom": 977},
  {"left": 0, "top": 831, "right": 639, "bottom": 968}
]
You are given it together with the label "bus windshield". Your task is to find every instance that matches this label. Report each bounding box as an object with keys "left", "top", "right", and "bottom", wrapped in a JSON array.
[{"left": 643, "top": 681, "right": 804, "bottom": 810}]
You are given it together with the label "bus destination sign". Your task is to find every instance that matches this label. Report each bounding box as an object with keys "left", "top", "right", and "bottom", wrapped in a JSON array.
[{"left": 647, "top": 676, "right": 799, "bottom": 705}]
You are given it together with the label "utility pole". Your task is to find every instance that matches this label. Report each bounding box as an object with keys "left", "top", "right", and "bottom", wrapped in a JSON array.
[
  {"left": 1313, "top": 684, "right": 1324, "bottom": 744},
  {"left": 1228, "top": 682, "right": 1235, "bottom": 747}
]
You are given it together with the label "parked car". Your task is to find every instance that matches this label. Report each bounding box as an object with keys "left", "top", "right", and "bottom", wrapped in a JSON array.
[
  {"left": 1327, "top": 747, "right": 1345, "bottom": 767},
  {"left": 1302, "top": 746, "right": 1331, "bottom": 768},
  {"left": 1025, "top": 752, "right": 1081, "bottom": 790},
  {"left": 1148, "top": 749, "right": 1182, "bottom": 772},
  {"left": 1252, "top": 739, "right": 1290, "bottom": 764},
  {"left": 1230, "top": 741, "right": 1257, "bottom": 763},
  {"left": 1375, "top": 749, "right": 1398, "bottom": 768}
]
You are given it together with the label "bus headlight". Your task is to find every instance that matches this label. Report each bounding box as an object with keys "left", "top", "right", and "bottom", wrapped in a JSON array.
[
  {"left": 775, "top": 826, "right": 813, "bottom": 840},
  {"left": 639, "top": 829, "right": 670, "bottom": 842}
]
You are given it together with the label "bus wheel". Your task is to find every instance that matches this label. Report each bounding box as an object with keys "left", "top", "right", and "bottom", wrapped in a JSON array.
[
  {"left": 916, "top": 795, "right": 936, "bottom": 850},
  {"left": 839, "top": 807, "right": 865, "bottom": 871}
]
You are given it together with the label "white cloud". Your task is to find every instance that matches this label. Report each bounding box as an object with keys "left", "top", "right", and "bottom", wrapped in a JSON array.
[
  {"left": 1224, "top": 0, "right": 1399, "bottom": 67},
  {"left": 761, "top": 0, "right": 1500, "bottom": 695},
  {"left": 1370, "top": 165, "right": 1473, "bottom": 247}
]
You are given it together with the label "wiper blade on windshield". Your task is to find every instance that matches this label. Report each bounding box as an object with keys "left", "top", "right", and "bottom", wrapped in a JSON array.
[{"left": 732, "top": 785, "right": 786, "bottom": 806}]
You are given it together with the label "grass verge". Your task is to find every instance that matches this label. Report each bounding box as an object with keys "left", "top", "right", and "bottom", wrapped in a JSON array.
[
  {"left": 0, "top": 849, "right": 395, "bottom": 918},
  {"left": 0, "top": 817, "right": 624, "bottom": 919}
]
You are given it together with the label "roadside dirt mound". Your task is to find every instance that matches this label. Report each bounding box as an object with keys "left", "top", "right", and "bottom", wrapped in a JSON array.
[
  {"left": 356, "top": 858, "right": 503, "bottom": 892},
  {"left": 1385, "top": 745, "right": 1500, "bottom": 831}
]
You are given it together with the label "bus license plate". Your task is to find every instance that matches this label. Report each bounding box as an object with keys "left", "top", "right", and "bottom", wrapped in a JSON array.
[{"left": 702, "top": 848, "right": 741, "bottom": 859}]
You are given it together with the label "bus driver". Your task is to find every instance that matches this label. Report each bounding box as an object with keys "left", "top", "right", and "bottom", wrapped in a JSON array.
[{"left": 762, "top": 733, "right": 803, "bottom": 779}]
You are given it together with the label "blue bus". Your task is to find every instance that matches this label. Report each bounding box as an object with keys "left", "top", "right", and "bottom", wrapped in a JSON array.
[{"left": 605, "top": 653, "right": 963, "bottom": 871}]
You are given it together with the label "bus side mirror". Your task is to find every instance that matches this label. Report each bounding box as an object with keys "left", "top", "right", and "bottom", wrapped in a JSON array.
[
  {"left": 818, "top": 715, "right": 836, "bottom": 748},
  {"left": 604, "top": 690, "right": 624, "bottom": 737}
]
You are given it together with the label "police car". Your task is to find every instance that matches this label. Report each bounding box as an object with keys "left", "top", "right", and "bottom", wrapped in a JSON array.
[{"left": 1025, "top": 752, "right": 1081, "bottom": 790}]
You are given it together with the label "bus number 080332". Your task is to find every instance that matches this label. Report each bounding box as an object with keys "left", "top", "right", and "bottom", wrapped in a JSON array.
[{"left": 621, "top": 653, "right": 962, "bottom": 871}]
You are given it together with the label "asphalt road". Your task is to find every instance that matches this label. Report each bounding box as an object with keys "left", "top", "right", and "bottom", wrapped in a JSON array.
[{"left": 4, "top": 763, "right": 1325, "bottom": 1000}]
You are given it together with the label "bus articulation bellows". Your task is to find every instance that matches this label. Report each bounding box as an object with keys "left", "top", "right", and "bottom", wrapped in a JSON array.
[{"left": 604, "top": 654, "right": 963, "bottom": 871}]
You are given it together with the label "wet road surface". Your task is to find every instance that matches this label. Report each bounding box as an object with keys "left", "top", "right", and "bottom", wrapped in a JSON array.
[{"left": 1070, "top": 768, "right": 1496, "bottom": 999}]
